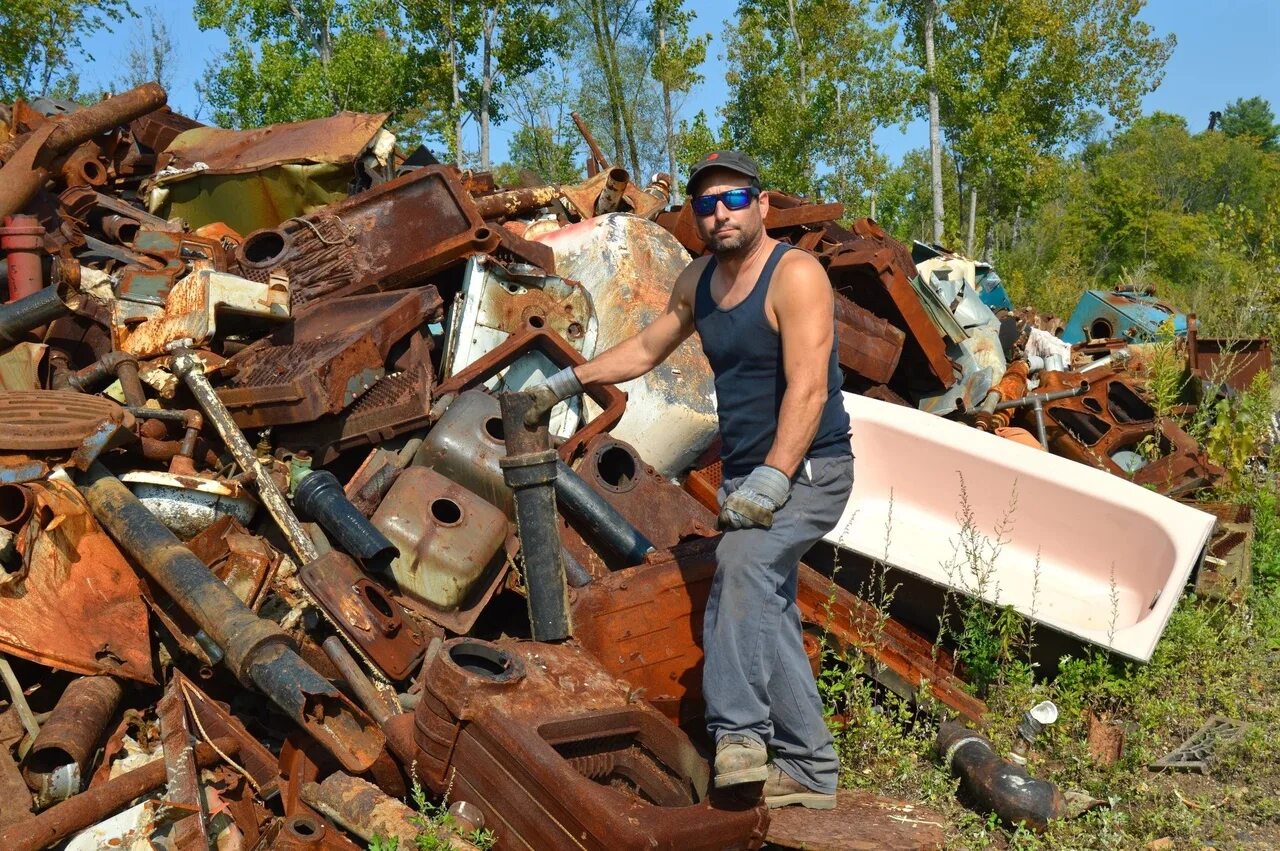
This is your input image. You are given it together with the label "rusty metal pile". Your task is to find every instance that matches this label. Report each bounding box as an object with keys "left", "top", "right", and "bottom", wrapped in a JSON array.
[{"left": 0, "top": 83, "right": 1268, "bottom": 848}]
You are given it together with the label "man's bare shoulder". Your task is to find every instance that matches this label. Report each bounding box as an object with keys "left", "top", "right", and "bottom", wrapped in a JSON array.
[
  {"left": 772, "top": 249, "right": 833, "bottom": 303},
  {"left": 673, "top": 254, "right": 713, "bottom": 296}
]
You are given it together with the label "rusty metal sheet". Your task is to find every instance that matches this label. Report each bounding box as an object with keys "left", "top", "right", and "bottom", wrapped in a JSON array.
[
  {"left": 114, "top": 230, "right": 230, "bottom": 320},
  {"left": 491, "top": 222, "right": 557, "bottom": 273},
  {"left": 218, "top": 287, "right": 442, "bottom": 428},
  {"left": 434, "top": 325, "right": 627, "bottom": 464},
  {"left": 560, "top": 433, "right": 716, "bottom": 577},
  {"left": 171, "top": 671, "right": 281, "bottom": 800},
  {"left": 157, "top": 678, "right": 208, "bottom": 849},
  {"left": 766, "top": 789, "right": 945, "bottom": 850},
  {"left": 825, "top": 239, "right": 954, "bottom": 390},
  {"left": 0, "top": 739, "right": 32, "bottom": 828},
  {"left": 1036, "top": 368, "right": 1222, "bottom": 497},
  {"left": 185, "top": 516, "right": 282, "bottom": 611},
  {"left": 1187, "top": 316, "right": 1272, "bottom": 392},
  {"left": 158, "top": 112, "right": 389, "bottom": 177},
  {"left": 412, "top": 637, "right": 769, "bottom": 850},
  {"left": 0, "top": 480, "right": 153, "bottom": 682},
  {"left": 0, "top": 391, "right": 133, "bottom": 451},
  {"left": 300, "top": 551, "right": 427, "bottom": 681},
  {"left": 234, "top": 165, "right": 499, "bottom": 306},
  {"left": 834, "top": 292, "right": 906, "bottom": 385}
]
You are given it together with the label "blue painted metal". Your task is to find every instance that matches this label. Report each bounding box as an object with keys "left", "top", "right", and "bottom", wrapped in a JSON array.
[
  {"left": 975, "top": 266, "right": 1013, "bottom": 312},
  {"left": 1060, "top": 289, "right": 1187, "bottom": 345}
]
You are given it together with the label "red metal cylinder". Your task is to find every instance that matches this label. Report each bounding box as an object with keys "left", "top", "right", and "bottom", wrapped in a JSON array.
[{"left": 0, "top": 215, "right": 45, "bottom": 302}]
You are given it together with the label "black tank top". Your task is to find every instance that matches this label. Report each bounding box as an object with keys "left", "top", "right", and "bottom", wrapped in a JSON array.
[{"left": 692, "top": 243, "right": 851, "bottom": 478}]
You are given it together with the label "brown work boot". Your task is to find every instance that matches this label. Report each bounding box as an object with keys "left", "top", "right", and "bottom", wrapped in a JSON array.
[
  {"left": 762, "top": 765, "right": 837, "bottom": 809},
  {"left": 713, "top": 734, "right": 769, "bottom": 787}
]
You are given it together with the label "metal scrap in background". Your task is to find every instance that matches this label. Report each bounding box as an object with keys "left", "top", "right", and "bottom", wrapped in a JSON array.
[{"left": 0, "top": 82, "right": 1267, "bottom": 848}]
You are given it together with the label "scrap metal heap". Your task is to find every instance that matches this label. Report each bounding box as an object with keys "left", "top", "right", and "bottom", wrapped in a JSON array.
[{"left": 0, "top": 84, "right": 1266, "bottom": 848}]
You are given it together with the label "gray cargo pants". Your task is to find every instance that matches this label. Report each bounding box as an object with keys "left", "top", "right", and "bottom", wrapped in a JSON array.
[{"left": 704, "top": 454, "right": 853, "bottom": 794}]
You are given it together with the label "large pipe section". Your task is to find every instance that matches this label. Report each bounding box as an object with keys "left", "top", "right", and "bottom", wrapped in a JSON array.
[
  {"left": 553, "top": 460, "right": 654, "bottom": 565},
  {"left": 473, "top": 185, "right": 563, "bottom": 220},
  {"left": 80, "top": 466, "right": 383, "bottom": 772},
  {"left": 0, "top": 737, "right": 239, "bottom": 851},
  {"left": 937, "top": 720, "right": 1065, "bottom": 832},
  {"left": 0, "top": 83, "right": 167, "bottom": 218},
  {"left": 293, "top": 470, "right": 396, "bottom": 564},
  {"left": 23, "top": 676, "right": 125, "bottom": 808},
  {"left": 0, "top": 280, "right": 83, "bottom": 348},
  {"left": 498, "top": 391, "right": 571, "bottom": 641},
  {"left": 0, "top": 215, "right": 45, "bottom": 302},
  {"left": 594, "top": 167, "right": 629, "bottom": 215}
]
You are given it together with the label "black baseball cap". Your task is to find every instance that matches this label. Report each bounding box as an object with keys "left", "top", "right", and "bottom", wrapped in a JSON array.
[{"left": 685, "top": 150, "right": 761, "bottom": 196}]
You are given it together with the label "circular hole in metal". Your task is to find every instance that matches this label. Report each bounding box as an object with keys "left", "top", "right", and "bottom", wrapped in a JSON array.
[
  {"left": 527, "top": 315, "right": 545, "bottom": 328},
  {"left": 241, "top": 230, "right": 287, "bottom": 266},
  {"left": 431, "top": 497, "right": 462, "bottom": 526},
  {"left": 474, "top": 227, "right": 492, "bottom": 242},
  {"left": 449, "top": 642, "right": 513, "bottom": 679},
  {"left": 286, "top": 816, "right": 320, "bottom": 837},
  {"left": 361, "top": 583, "right": 395, "bottom": 619},
  {"left": 114, "top": 221, "right": 139, "bottom": 244},
  {"left": 81, "top": 160, "right": 105, "bottom": 183},
  {"left": 1089, "top": 318, "right": 1113, "bottom": 340},
  {"left": 483, "top": 416, "right": 504, "bottom": 442},
  {"left": 596, "top": 445, "right": 637, "bottom": 491},
  {"left": 567, "top": 322, "right": 584, "bottom": 339}
]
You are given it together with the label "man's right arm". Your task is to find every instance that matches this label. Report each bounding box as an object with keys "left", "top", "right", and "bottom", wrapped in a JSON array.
[{"left": 573, "top": 259, "right": 702, "bottom": 387}]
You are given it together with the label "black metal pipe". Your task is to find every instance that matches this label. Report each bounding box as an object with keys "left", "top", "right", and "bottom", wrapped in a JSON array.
[
  {"left": 937, "top": 720, "right": 1065, "bottom": 832},
  {"left": 499, "top": 392, "right": 571, "bottom": 640},
  {"left": 79, "top": 465, "right": 384, "bottom": 773},
  {"left": 554, "top": 460, "right": 654, "bottom": 565},
  {"left": 0, "top": 281, "right": 80, "bottom": 347},
  {"left": 293, "top": 470, "right": 397, "bottom": 565}
]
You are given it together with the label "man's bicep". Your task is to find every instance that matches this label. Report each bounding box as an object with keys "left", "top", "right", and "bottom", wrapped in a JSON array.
[{"left": 776, "top": 266, "right": 834, "bottom": 382}]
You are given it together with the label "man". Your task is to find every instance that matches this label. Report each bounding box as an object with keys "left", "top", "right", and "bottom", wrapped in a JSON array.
[{"left": 525, "top": 151, "right": 853, "bottom": 809}]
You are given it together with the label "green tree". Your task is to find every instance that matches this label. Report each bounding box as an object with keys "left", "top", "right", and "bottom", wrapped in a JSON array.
[
  {"left": 472, "top": 0, "right": 561, "bottom": 170},
  {"left": 195, "top": 0, "right": 439, "bottom": 140},
  {"left": 502, "top": 66, "right": 582, "bottom": 183},
  {"left": 650, "top": 0, "right": 709, "bottom": 187},
  {"left": 1220, "top": 96, "right": 1279, "bottom": 152},
  {"left": 890, "top": 0, "right": 1174, "bottom": 258},
  {"left": 119, "top": 6, "right": 176, "bottom": 92},
  {"left": 1, "top": 0, "right": 132, "bottom": 101},
  {"left": 721, "top": 0, "right": 905, "bottom": 207}
]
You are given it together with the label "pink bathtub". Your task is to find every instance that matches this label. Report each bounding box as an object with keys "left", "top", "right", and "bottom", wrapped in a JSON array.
[{"left": 825, "top": 393, "right": 1217, "bottom": 662}]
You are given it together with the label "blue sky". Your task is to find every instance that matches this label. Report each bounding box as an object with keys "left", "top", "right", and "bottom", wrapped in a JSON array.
[{"left": 80, "top": 0, "right": 1279, "bottom": 167}]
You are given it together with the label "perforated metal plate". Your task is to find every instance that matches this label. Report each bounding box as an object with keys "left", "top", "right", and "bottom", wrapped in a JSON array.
[{"left": 0, "top": 391, "right": 130, "bottom": 450}]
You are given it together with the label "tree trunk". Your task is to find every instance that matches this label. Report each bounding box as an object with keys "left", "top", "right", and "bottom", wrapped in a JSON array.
[
  {"left": 924, "top": 0, "right": 944, "bottom": 245},
  {"left": 966, "top": 185, "right": 977, "bottom": 256},
  {"left": 1012, "top": 203, "right": 1023, "bottom": 247},
  {"left": 658, "top": 18, "right": 676, "bottom": 184},
  {"left": 870, "top": 187, "right": 877, "bottom": 220},
  {"left": 479, "top": 6, "right": 497, "bottom": 171},
  {"left": 586, "top": 1, "right": 625, "bottom": 164},
  {"left": 448, "top": 0, "right": 463, "bottom": 166},
  {"left": 786, "top": 0, "right": 808, "bottom": 108}
]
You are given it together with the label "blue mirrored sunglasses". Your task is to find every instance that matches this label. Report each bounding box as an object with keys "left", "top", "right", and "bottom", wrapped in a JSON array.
[{"left": 691, "top": 186, "right": 760, "bottom": 216}]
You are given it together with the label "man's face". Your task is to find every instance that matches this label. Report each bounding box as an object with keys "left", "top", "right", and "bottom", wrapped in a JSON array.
[{"left": 690, "top": 169, "right": 769, "bottom": 255}]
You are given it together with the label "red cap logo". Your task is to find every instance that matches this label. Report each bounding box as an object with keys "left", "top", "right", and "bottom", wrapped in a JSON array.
[{"left": 707, "top": 152, "right": 719, "bottom": 160}]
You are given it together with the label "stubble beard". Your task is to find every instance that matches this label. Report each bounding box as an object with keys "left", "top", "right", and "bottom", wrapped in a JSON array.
[{"left": 707, "top": 220, "right": 761, "bottom": 258}]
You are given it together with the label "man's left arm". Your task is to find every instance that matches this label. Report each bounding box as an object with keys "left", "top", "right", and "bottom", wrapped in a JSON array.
[
  {"left": 764, "top": 253, "right": 836, "bottom": 478},
  {"left": 717, "top": 253, "right": 835, "bottom": 530}
]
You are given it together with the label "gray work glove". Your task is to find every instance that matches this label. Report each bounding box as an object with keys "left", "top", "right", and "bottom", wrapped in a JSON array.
[
  {"left": 718, "top": 464, "right": 791, "bottom": 530},
  {"left": 523, "top": 366, "right": 583, "bottom": 426}
]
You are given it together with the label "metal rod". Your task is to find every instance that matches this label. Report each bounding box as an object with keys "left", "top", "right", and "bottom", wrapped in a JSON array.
[
  {"left": 554, "top": 459, "right": 653, "bottom": 565},
  {"left": 570, "top": 112, "right": 610, "bottom": 170},
  {"left": 0, "top": 654, "right": 39, "bottom": 750},
  {"left": 322, "top": 636, "right": 398, "bottom": 725},
  {"left": 499, "top": 391, "right": 571, "bottom": 641},
  {"left": 168, "top": 346, "right": 318, "bottom": 563}
]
